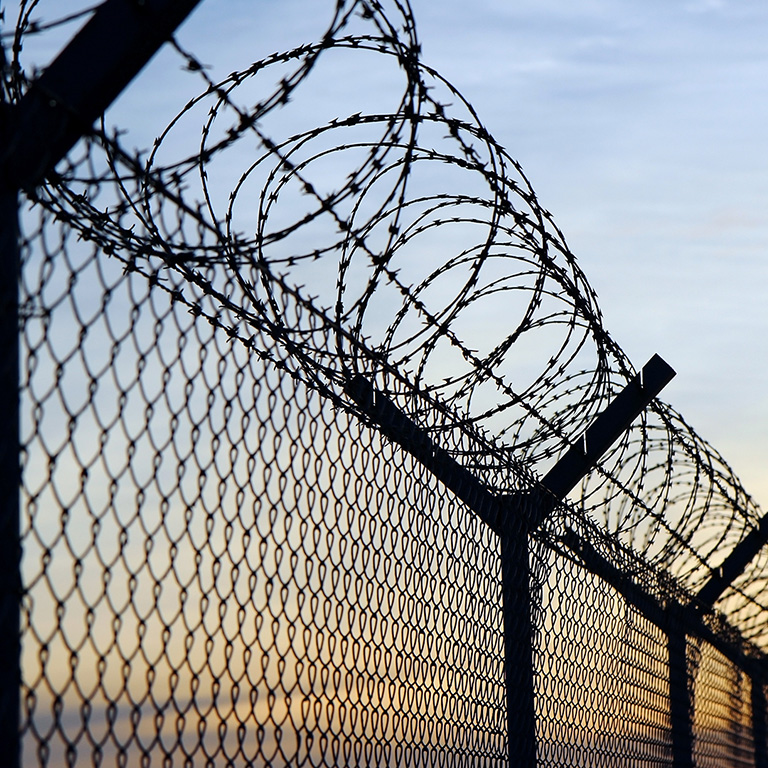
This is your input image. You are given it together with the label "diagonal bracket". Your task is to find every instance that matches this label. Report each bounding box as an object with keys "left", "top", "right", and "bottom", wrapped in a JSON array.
[
  {"left": 529, "top": 354, "right": 675, "bottom": 525},
  {"left": 344, "top": 374, "right": 501, "bottom": 532},
  {"left": 696, "top": 514, "right": 768, "bottom": 609},
  {"left": 346, "top": 354, "right": 676, "bottom": 535},
  {"left": 1, "top": 0, "right": 204, "bottom": 192}
]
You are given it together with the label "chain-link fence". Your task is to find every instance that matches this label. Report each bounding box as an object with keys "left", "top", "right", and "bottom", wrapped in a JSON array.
[{"left": 4, "top": 1, "right": 768, "bottom": 766}]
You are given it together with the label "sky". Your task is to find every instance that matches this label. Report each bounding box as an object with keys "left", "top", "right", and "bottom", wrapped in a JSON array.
[
  {"left": 176, "top": 0, "right": 768, "bottom": 507},
  {"left": 10, "top": 0, "right": 768, "bottom": 506},
  {"left": 409, "top": 0, "right": 768, "bottom": 506}
]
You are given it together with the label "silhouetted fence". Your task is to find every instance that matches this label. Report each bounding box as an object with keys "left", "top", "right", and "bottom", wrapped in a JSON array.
[{"left": 3, "top": 1, "right": 768, "bottom": 766}]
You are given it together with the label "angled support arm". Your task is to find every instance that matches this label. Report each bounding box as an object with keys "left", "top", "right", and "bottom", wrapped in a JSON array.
[
  {"left": 697, "top": 515, "right": 768, "bottom": 610},
  {"left": 1, "top": 0, "right": 203, "bottom": 192},
  {"left": 539, "top": 354, "right": 676, "bottom": 501}
]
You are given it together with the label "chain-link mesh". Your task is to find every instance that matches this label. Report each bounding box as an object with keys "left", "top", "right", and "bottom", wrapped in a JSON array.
[
  {"left": 534, "top": 552, "right": 673, "bottom": 766},
  {"left": 692, "top": 641, "right": 755, "bottom": 768},
  {"left": 5, "top": 0, "right": 768, "bottom": 766},
  {"left": 19, "top": 201, "right": 510, "bottom": 766}
]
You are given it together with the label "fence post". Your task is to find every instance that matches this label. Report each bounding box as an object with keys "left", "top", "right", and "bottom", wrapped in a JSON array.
[
  {"left": 0, "top": 191, "right": 21, "bottom": 768},
  {"left": 501, "top": 511, "right": 537, "bottom": 768},
  {"left": 347, "top": 359, "right": 674, "bottom": 768},
  {"left": 753, "top": 672, "right": 768, "bottom": 768},
  {"left": 668, "top": 606, "right": 694, "bottom": 768}
]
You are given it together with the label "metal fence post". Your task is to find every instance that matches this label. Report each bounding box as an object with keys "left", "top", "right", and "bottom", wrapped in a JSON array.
[
  {"left": 0, "top": 191, "right": 21, "bottom": 768},
  {"left": 668, "top": 607, "right": 694, "bottom": 768},
  {"left": 501, "top": 513, "right": 537, "bottom": 767},
  {"left": 347, "top": 359, "right": 674, "bottom": 768},
  {"left": 753, "top": 672, "right": 768, "bottom": 768}
]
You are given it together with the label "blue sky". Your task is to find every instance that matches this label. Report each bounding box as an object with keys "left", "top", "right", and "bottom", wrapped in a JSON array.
[
  {"left": 12, "top": 0, "right": 768, "bottom": 506},
  {"left": 174, "top": 0, "right": 768, "bottom": 504},
  {"left": 410, "top": 0, "right": 768, "bottom": 505}
]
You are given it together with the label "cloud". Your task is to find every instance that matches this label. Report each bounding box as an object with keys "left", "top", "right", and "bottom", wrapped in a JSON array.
[{"left": 684, "top": 0, "right": 726, "bottom": 12}]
